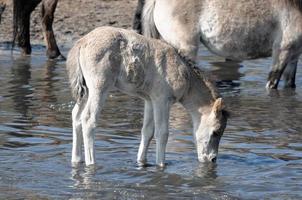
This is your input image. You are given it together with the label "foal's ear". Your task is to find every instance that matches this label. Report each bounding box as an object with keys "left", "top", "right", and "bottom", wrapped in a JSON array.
[{"left": 212, "top": 98, "right": 225, "bottom": 115}]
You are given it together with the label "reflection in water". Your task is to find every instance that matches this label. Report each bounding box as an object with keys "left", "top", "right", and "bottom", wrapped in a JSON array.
[
  {"left": 9, "top": 56, "right": 33, "bottom": 117},
  {"left": 194, "top": 163, "right": 218, "bottom": 179},
  {"left": 42, "top": 60, "right": 58, "bottom": 103},
  {"left": 210, "top": 61, "right": 243, "bottom": 94},
  {"left": 71, "top": 165, "right": 98, "bottom": 189}
]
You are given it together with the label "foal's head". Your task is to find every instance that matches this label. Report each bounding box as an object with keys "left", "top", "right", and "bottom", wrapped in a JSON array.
[{"left": 195, "top": 98, "right": 228, "bottom": 162}]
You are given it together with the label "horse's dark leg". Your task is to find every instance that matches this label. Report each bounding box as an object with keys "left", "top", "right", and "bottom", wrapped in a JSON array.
[
  {"left": 132, "top": 0, "right": 145, "bottom": 34},
  {"left": 266, "top": 48, "right": 291, "bottom": 89},
  {"left": 13, "top": 0, "right": 41, "bottom": 55},
  {"left": 0, "top": 1, "right": 6, "bottom": 24},
  {"left": 41, "top": 0, "right": 62, "bottom": 59},
  {"left": 283, "top": 60, "right": 298, "bottom": 88}
]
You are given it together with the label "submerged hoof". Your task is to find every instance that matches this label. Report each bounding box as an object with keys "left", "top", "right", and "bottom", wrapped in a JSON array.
[
  {"left": 55, "top": 54, "right": 66, "bottom": 61},
  {"left": 284, "top": 82, "right": 296, "bottom": 89},
  {"left": 47, "top": 49, "right": 65, "bottom": 60},
  {"left": 266, "top": 81, "right": 278, "bottom": 89},
  {"left": 137, "top": 160, "right": 147, "bottom": 167}
]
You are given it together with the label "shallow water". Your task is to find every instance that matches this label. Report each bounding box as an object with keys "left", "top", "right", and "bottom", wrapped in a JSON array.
[{"left": 0, "top": 45, "right": 302, "bottom": 199}]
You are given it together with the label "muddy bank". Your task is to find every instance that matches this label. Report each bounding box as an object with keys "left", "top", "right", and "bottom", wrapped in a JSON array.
[{"left": 0, "top": 0, "right": 137, "bottom": 49}]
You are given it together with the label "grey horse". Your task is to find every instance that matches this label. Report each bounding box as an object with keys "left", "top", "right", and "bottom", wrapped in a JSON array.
[{"left": 133, "top": 0, "right": 302, "bottom": 89}]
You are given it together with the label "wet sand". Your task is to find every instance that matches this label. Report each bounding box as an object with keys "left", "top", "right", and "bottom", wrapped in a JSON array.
[{"left": 0, "top": 0, "right": 137, "bottom": 47}]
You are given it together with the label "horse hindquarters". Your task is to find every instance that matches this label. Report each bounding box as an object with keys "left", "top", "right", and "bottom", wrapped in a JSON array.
[
  {"left": 143, "top": 0, "right": 200, "bottom": 61},
  {"left": 79, "top": 51, "right": 120, "bottom": 165}
]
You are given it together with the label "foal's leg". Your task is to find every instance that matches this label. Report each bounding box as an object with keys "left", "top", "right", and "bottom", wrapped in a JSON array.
[
  {"left": 81, "top": 88, "right": 109, "bottom": 166},
  {"left": 137, "top": 100, "right": 154, "bottom": 166},
  {"left": 41, "top": 0, "right": 62, "bottom": 59},
  {"left": 152, "top": 98, "right": 171, "bottom": 167},
  {"left": 71, "top": 101, "right": 85, "bottom": 164},
  {"left": 283, "top": 59, "right": 298, "bottom": 88}
]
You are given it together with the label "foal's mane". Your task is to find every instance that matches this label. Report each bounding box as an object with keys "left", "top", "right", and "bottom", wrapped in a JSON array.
[
  {"left": 179, "top": 54, "right": 230, "bottom": 118},
  {"left": 178, "top": 54, "right": 220, "bottom": 100}
]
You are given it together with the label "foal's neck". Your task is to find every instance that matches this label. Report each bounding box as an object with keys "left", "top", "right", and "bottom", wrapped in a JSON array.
[
  {"left": 180, "top": 71, "right": 215, "bottom": 131},
  {"left": 182, "top": 72, "right": 215, "bottom": 110}
]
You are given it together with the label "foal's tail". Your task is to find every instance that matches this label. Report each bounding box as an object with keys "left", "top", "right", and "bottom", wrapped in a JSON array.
[
  {"left": 66, "top": 45, "right": 88, "bottom": 103},
  {"left": 142, "top": 0, "right": 160, "bottom": 38}
]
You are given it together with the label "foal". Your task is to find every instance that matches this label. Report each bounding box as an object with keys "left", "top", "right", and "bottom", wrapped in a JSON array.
[{"left": 67, "top": 27, "right": 228, "bottom": 167}]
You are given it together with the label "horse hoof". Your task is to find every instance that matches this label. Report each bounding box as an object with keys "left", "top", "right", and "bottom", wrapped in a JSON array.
[
  {"left": 284, "top": 82, "right": 296, "bottom": 89},
  {"left": 21, "top": 48, "right": 32, "bottom": 56},
  {"left": 266, "top": 81, "right": 278, "bottom": 89},
  {"left": 56, "top": 54, "right": 66, "bottom": 61}
]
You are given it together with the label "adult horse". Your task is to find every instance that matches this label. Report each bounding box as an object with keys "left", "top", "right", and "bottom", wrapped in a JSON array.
[
  {"left": 0, "top": 0, "right": 63, "bottom": 59},
  {"left": 133, "top": 0, "right": 302, "bottom": 89}
]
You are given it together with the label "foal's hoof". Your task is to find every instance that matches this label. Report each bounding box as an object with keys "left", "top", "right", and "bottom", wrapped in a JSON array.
[
  {"left": 71, "top": 160, "right": 84, "bottom": 167},
  {"left": 137, "top": 160, "right": 147, "bottom": 167}
]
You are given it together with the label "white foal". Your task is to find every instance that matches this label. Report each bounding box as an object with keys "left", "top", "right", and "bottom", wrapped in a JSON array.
[{"left": 66, "top": 26, "right": 228, "bottom": 167}]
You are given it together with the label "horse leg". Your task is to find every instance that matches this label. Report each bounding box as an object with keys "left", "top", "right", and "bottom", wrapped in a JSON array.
[
  {"left": 152, "top": 97, "right": 171, "bottom": 167},
  {"left": 132, "top": 0, "right": 145, "bottom": 34},
  {"left": 13, "top": 0, "right": 41, "bottom": 55},
  {"left": 41, "top": 0, "right": 62, "bottom": 59},
  {"left": 71, "top": 101, "right": 86, "bottom": 164},
  {"left": 81, "top": 87, "right": 109, "bottom": 166},
  {"left": 137, "top": 99, "right": 154, "bottom": 166},
  {"left": 0, "top": 0, "right": 6, "bottom": 24},
  {"left": 283, "top": 59, "right": 298, "bottom": 88},
  {"left": 266, "top": 48, "right": 292, "bottom": 89}
]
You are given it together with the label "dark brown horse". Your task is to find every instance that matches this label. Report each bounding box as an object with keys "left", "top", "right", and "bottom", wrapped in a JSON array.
[{"left": 1, "top": 0, "right": 63, "bottom": 59}]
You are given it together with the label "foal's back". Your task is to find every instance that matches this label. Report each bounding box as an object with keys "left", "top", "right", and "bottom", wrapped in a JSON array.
[{"left": 68, "top": 26, "right": 190, "bottom": 101}]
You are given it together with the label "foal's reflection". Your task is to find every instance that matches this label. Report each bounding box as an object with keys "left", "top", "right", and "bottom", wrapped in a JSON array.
[
  {"left": 71, "top": 164, "right": 98, "bottom": 189},
  {"left": 194, "top": 162, "right": 218, "bottom": 179}
]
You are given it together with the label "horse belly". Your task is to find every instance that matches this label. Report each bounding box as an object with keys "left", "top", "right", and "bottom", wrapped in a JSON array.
[{"left": 199, "top": 0, "right": 276, "bottom": 60}]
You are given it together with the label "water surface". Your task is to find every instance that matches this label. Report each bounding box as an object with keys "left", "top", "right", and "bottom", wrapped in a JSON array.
[{"left": 0, "top": 45, "right": 302, "bottom": 199}]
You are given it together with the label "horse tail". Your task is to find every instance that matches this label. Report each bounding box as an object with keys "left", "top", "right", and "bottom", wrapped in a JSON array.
[
  {"left": 132, "top": 0, "right": 145, "bottom": 34},
  {"left": 142, "top": 0, "right": 159, "bottom": 38},
  {"left": 66, "top": 45, "right": 88, "bottom": 103}
]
